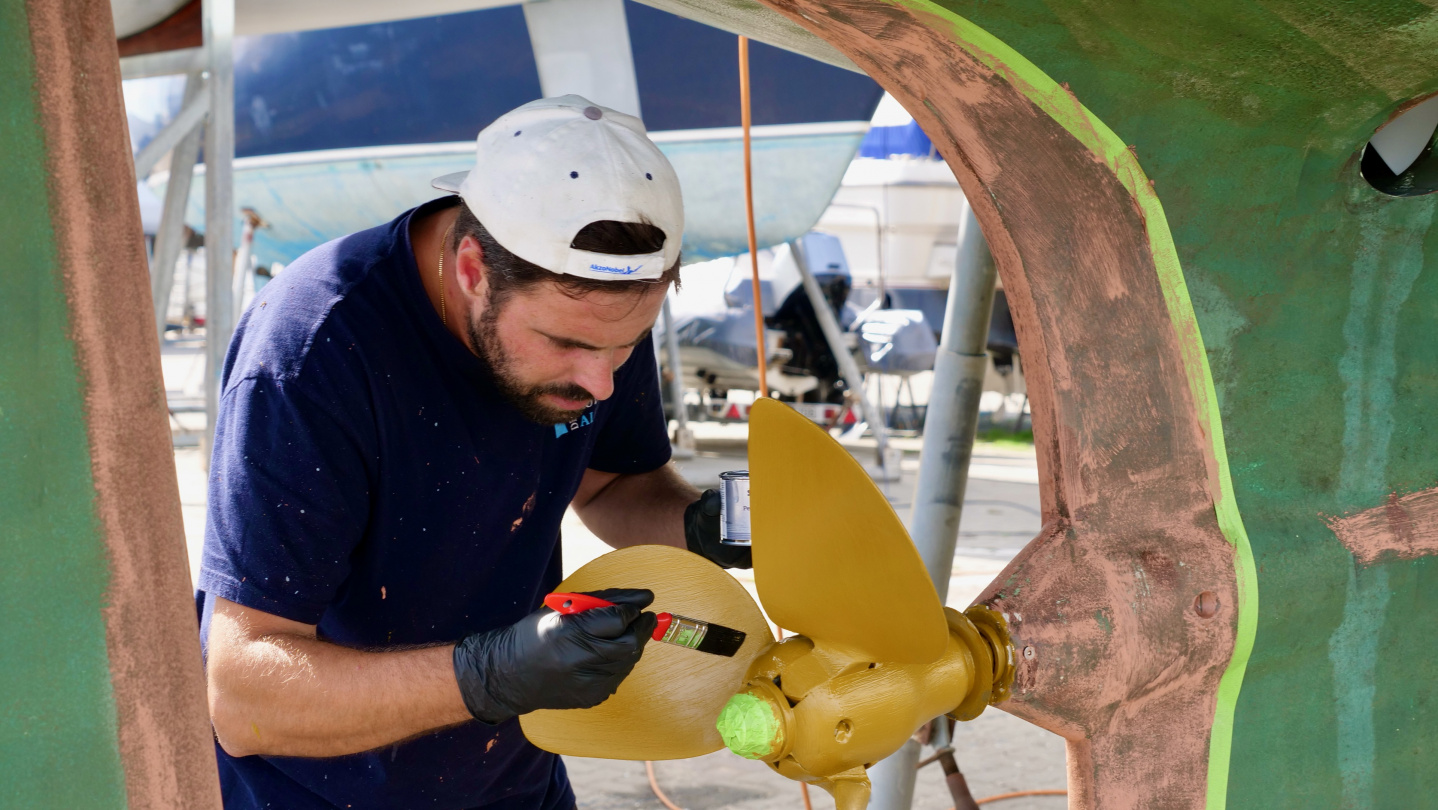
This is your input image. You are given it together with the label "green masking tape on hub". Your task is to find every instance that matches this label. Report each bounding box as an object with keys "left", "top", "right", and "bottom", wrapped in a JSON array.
[{"left": 716, "top": 692, "right": 780, "bottom": 760}]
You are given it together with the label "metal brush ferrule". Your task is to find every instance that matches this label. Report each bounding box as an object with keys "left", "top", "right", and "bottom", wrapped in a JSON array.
[{"left": 657, "top": 613, "right": 709, "bottom": 649}]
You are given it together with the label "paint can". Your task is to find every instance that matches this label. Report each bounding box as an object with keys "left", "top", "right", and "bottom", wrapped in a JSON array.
[{"left": 719, "top": 470, "right": 751, "bottom": 545}]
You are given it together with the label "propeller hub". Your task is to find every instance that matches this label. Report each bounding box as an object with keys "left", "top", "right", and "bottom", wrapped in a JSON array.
[{"left": 718, "top": 607, "right": 1015, "bottom": 790}]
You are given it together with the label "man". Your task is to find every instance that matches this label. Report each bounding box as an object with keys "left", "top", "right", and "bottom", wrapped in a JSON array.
[{"left": 197, "top": 95, "right": 749, "bottom": 810}]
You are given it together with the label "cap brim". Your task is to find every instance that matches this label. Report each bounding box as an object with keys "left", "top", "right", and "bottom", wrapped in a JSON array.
[{"left": 431, "top": 171, "right": 468, "bottom": 194}]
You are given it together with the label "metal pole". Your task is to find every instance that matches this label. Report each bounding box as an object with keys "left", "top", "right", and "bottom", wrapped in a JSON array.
[
  {"left": 231, "top": 215, "right": 253, "bottom": 325},
  {"left": 132, "top": 88, "right": 209, "bottom": 180},
  {"left": 908, "top": 205, "right": 997, "bottom": 593},
  {"left": 203, "top": 0, "right": 236, "bottom": 463},
  {"left": 150, "top": 70, "right": 203, "bottom": 342},
  {"left": 232, "top": 208, "right": 267, "bottom": 325},
  {"left": 789, "top": 240, "right": 896, "bottom": 479},
  {"left": 866, "top": 204, "right": 997, "bottom": 810},
  {"left": 867, "top": 738, "right": 922, "bottom": 810},
  {"left": 661, "top": 297, "right": 695, "bottom": 454},
  {"left": 826, "top": 202, "right": 884, "bottom": 306}
]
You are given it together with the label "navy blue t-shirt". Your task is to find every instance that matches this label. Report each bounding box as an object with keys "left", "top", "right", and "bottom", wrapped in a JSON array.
[{"left": 197, "top": 197, "right": 672, "bottom": 810}]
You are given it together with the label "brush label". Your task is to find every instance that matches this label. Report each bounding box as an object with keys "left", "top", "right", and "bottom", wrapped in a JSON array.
[{"left": 658, "top": 614, "right": 709, "bottom": 649}]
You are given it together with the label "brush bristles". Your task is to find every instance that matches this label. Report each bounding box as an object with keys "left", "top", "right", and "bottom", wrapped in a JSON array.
[{"left": 694, "top": 624, "right": 746, "bottom": 657}]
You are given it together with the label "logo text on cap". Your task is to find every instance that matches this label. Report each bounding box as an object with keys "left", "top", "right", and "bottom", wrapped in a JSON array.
[{"left": 589, "top": 263, "right": 641, "bottom": 275}]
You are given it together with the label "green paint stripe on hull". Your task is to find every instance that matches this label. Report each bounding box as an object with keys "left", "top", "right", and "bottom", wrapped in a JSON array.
[
  {"left": 873, "top": 1, "right": 1261, "bottom": 806},
  {"left": 0, "top": 3, "right": 129, "bottom": 806}
]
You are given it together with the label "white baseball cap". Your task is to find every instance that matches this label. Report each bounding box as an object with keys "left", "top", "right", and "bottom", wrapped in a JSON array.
[{"left": 432, "top": 95, "right": 684, "bottom": 281}]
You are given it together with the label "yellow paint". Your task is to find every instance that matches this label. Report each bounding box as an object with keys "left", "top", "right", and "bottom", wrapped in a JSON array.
[
  {"left": 523, "top": 401, "right": 1016, "bottom": 809},
  {"left": 748, "top": 398, "right": 947, "bottom": 664},
  {"left": 826, "top": 772, "right": 873, "bottom": 810},
  {"left": 519, "top": 545, "right": 775, "bottom": 759},
  {"left": 735, "top": 606, "right": 1008, "bottom": 805}
]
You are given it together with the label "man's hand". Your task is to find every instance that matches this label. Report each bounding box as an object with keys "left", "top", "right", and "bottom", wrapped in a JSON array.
[
  {"left": 684, "top": 489, "right": 752, "bottom": 569},
  {"left": 453, "top": 588, "right": 659, "bottom": 724}
]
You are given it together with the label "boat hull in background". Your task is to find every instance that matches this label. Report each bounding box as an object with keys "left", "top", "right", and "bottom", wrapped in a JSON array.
[
  {"left": 156, "top": 124, "right": 867, "bottom": 266},
  {"left": 130, "top": 0, "right": 881, "bottom": 266}
]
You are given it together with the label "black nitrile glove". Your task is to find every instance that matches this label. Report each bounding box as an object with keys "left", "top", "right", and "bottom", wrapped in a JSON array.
[
  {"left": 453, "top": 588, "right": 658, "bottom": 725},
  {"left": 684, "top": 489, "right": 752, "bottom": 569}
]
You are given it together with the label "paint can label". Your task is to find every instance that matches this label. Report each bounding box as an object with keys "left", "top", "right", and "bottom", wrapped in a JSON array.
[{"left": 720, "top": 470, "right": 751, "bottom": 545}]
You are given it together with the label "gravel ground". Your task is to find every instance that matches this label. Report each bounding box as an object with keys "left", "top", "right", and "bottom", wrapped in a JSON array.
[{"left": 566, "top": 707, "right": 1067, "bottom": 810}]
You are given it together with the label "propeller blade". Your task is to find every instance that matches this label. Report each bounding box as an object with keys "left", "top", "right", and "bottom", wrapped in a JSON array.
[
  {"left": 749, "top": 397, "right": 947, "bottom": 664},
  {"left": 520, "top": 544, "right": 775, "bottom": 760}
]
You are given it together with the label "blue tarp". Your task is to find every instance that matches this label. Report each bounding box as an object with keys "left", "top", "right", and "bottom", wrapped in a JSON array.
[{"left": 858, "top": 121, "right": 935, "bottom": 159}]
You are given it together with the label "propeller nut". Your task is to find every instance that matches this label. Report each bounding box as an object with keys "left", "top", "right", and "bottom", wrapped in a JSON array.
[{"left": 717, "top": 681, "right": 790, "bottom": 761}]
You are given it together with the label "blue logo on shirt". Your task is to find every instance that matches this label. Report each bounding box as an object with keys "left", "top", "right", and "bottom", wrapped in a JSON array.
[
  {"left": 589, "top": 263, "right": 641, "bottom": 275},
  {"left": 554, "top": 411, "right": 595, "bottom": 437}
]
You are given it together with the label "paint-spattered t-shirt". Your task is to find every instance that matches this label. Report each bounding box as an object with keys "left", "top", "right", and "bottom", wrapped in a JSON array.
[{"left": 196, "top": 197, "right": 671, "bottom": 810}]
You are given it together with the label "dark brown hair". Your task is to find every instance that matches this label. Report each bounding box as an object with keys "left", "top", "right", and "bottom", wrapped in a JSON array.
[{"left": 449, "top": 202, "right": 680, "bottom": 309}]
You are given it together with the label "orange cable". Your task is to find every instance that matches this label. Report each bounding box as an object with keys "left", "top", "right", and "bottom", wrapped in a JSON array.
[
  {"left": 646, "top": 760, "right": 685, "bottom": 810},
  {"left": 943, "top": 788, "right": 1067, "bottom": 807},
  {"left": 640, "top": 51, "right": 774, "bottom": 810},
  {"left": 738, "top": 35, "right": 767, "bottom": 395},
  {"left": 976, "top": 789, "right": 1068, "bottom": 805},
  {"left": 770, "top": 628, "right": 812, "bottom": 810}
]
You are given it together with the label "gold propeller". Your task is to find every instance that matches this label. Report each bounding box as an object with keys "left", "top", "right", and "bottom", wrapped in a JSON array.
[
  {"left": 747, "top": 397, "right": 947, "bottom": 664},
  {"left": 521, "top": 399, "right": 1008, "bottom": 810},
  {"left": 518, "top": 544, "right": 774, "bottom": 759}
]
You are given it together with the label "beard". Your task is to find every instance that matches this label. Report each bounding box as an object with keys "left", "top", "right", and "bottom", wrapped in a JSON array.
[{"left": 468, "top": 306, "right": 595, "bottom": 425}]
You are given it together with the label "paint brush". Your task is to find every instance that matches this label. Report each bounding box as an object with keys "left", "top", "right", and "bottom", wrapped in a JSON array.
[{"left": 543, "top": 592, "right": 747, "bottom": 657}]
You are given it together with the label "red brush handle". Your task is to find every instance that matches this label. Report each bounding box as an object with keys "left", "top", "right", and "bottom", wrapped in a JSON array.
[
  {"left": 543, "top": 592, "right": 615, "bottom": 615},
  {"left": 652, "top": 612, "right": 674, "bottom": 641},
  {"left": 546, "top": 594, "right": 671, "bottom": 643}
]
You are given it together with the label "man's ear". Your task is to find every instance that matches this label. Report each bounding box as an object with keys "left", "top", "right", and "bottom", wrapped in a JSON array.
[{"left": 454, "top": 234, "right": 487, "bottom": 296}]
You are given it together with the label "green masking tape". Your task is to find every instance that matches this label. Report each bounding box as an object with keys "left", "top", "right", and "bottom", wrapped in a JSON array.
[{"left": 716, "top": 692, "right": 780, "bottom": 760}]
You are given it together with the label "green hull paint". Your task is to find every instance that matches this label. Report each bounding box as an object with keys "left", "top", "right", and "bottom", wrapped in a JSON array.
[
  {"left": 898, "top": 1, "right": 1437, "bottom": 806},
  {"left": 0, "top": 2, "right": 129, "bottom": 806}
]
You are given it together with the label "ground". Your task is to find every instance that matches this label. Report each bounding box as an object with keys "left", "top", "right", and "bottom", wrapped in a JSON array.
[
  {"left": 171, "top": 409, "right": 1064, "bottom": 809},
  {"left": 565, "top": 707, "right": 1067, "bottom": 810}
]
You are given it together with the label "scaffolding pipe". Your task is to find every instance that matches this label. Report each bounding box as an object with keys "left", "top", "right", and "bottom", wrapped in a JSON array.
[
  {"left": 789, "top": 239, "right": 895, "bottom": 477},
  {"left": 204, "top": 0, "right": 236, "bottom": 461},
  {"left": 132, "top": 88, "right": 208, "bottom": 181},
  {"left": 867, "top": 204, "right": 997, "bottom": 810},
  {"left": 150, "top": 70, "right": 203, "bottom": 341},
  {"left": 868, "top": 738, "right": 923, "bottom": 810},
  {"left": 232, "top": 210, "right": 258, "bottom": 325},
  {"left": 661, "top": 297, "right": 694, "bottom": 454},
  {"left": 909, "top": 204, "right": 998, "bottom": 593}
]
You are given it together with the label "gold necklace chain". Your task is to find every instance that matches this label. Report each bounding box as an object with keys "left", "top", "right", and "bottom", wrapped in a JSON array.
[{"left": 438, "top": 222, "right": 454, "bottom": 327}]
